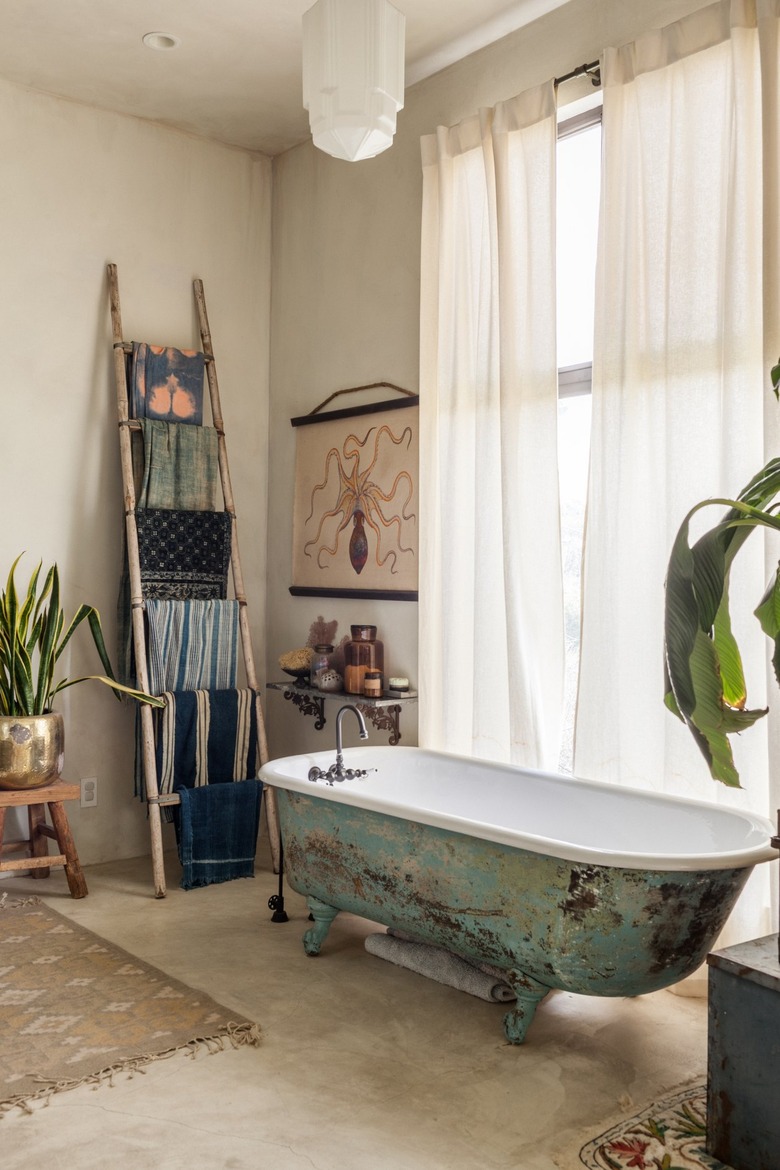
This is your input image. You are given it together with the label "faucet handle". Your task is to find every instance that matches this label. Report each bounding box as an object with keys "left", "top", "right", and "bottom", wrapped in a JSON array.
[{"left": 308, "top": 761, "right": 376, "bottom": 785}]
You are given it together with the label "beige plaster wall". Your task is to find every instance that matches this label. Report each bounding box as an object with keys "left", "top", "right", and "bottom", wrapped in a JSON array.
[
  {"left": 0, "top": 79, "right": 271, "bottom": 867},
  {"left": 267, "top": 0, "right": 706, "bottom": 760}
]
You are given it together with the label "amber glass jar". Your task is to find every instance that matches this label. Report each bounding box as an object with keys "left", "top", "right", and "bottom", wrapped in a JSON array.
[
  {"left": 363, "top": 670, "right": 383, "bottom": 697},
  {"left": 344, "top": 625, "right": 384, "bottom": 695}
]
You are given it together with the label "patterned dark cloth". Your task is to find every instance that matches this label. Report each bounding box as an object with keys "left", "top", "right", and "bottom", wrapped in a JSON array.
[
  {"left": 136, "top": 508, "right": 232, "bottom": 600},
  {"left": 130, "top": 343, "right": 205, "bottom": 425},
  {"left": 175, "top": 779, "right": 263, "bottom": 890}
]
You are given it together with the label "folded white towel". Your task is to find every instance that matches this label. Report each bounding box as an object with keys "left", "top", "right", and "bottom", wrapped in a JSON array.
[{"left": 365, "top": 932, "right": 516, "bottom": 1003}]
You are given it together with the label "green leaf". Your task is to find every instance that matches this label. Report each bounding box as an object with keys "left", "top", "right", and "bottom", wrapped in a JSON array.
[
  {"left": 34, "top": 562, "right": 60, "bottom": 714},
  {"left": 4, "top": 554, "right": 20, "bottom": 713},
  {"left": 687, "top": 630, "right": 766, "bottom": 788},
  {"left": 664, "top": 684, "right": 683, "bottom": 721},
  {"left": 754, "top": 567, "right": 780, "bottom": 693},
  {"left": 754, "top": 565, "right": 780, "bottom": 641},
  {"left": 735, "top": 454, "right": 780, "bottom": 508},
  {"left": 664, "top": 516, "right": 700, "bottom": 719},
  {"left": 11, "top": 637, "right": 35, "bottom": 715},
  {"left": 712, "top": 593, "right": 746, "bottom": 709},
  {"left": 49, "top": 675, "right": 165, "bottom": 707},
  {"left": 690, "top": 527, "right": 727, "bottom": 632},
  {"left": 84, "top": 606, "right": 118, "bottom": 681},
  {"left": 16, "top": 559, "right": 41, "bottom": 647}
]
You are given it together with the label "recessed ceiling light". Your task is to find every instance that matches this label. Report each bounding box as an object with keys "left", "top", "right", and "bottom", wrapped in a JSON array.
[{"left": 142, "top": 32, "right": 181, "bottom": 51}]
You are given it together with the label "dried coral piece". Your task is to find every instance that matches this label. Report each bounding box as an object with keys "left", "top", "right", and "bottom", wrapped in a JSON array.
[{"left": 307, "top": 616, "right": 339, "bottom": 649}]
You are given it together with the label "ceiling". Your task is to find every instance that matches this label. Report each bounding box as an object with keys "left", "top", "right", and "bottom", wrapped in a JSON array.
[{"left": 0, "top": 0, "right": 571, "bottom": 156}]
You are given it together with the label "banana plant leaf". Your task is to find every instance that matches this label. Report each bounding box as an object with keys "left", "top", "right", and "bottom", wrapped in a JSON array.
[{"left": 664, "top": 463, "right": 780, "bottom": 787}]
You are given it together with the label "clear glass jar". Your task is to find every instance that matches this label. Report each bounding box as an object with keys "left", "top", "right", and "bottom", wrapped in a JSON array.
[
  {"left": 344, "top": 625, "right": 384, "bottom": 695},
  {"left": 363, "top": 670, "right": 383, "bottom": 697},
  {"left": 310, "top": 644, "right": 333, "bottom": 686}
]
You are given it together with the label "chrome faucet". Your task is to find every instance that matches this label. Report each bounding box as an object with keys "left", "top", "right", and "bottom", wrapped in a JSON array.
[{"left": 308, "top": 703, "right": 371, "bottom": 785}]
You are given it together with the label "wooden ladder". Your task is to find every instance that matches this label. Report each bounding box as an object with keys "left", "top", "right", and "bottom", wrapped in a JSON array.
[{"left": 107, "top": 263, "right": 280, "bottom": 897}]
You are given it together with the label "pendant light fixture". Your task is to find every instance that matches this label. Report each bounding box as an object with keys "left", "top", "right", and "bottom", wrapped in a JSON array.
[{"left": 302, "top": 0, "right": 405, "bottom": 162}]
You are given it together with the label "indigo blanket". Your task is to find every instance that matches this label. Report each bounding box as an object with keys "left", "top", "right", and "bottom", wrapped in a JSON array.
[
  {"left": 155, "top": 689, "right": 260, "bottom": 797},
  {"left": 175, "top": 779, "right": 263, "bottom": 890},
  {"left": 131, "top": 342, "right": 205, "bottom": 425}
]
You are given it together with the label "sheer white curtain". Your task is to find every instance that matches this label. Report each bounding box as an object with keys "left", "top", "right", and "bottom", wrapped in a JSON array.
[
  {"left": 575, "top": 0, "right": 780, "bottom": 943},
  {"left": 418, "top": 84, "right": 564, "bottom": 768}
]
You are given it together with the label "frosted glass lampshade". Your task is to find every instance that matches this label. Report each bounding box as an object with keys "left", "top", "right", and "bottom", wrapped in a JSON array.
[{"left": 302, "top": 0, "right": 405, "bottom": 162}]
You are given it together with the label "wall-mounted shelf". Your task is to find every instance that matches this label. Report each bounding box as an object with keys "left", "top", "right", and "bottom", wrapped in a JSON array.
[{"left": 266, "top": 681, "right": 418, "bottom": 745}]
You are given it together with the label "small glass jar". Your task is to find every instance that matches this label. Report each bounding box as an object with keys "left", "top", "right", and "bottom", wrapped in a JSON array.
[
  {"left": 363, "top": 670, "right": 383, "bottom": 698},
  {"left": 344, "top": 625, "right": 384, "bottom": 695},
  {"left": 310, "top": 644, "right": 333, "bottom": 687}
]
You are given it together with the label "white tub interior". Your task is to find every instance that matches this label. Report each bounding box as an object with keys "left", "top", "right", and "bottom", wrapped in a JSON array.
[{"left": 260, "top": 745, "right": 778, "bottom": 872}]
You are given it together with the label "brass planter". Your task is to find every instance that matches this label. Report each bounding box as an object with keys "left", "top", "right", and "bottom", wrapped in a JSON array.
[{"left": 0, "top": 713, "right": 65, "bottom": 790}]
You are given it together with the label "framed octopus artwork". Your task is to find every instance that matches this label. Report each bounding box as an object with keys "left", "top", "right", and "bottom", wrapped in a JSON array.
[{"left": 289, "top": 389, "right": 419, "bottom": 600}]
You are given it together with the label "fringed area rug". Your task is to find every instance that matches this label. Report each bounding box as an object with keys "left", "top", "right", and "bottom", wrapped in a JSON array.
[
  {"left": 0, "top": 894, "right": 260, "bottom": 1118},
  {"left": 576, "top": 1084, "right": 731, "bottom": 1169}
]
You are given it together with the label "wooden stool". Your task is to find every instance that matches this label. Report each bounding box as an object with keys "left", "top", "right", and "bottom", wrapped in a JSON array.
[{"left": 0, "top": 781, "right": 88, "bottom": 898}]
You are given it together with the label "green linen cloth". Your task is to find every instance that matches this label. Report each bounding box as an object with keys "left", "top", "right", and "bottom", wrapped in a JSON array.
[{"left": 134, "top": 419, "right": 219, "bottom": 511}]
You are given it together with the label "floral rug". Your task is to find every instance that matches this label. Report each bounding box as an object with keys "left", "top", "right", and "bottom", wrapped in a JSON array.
[
  {"left": 0, "top": 894, "right": 261, "bottom": 1118},
  {"left": 577, "top": 1083, "right": 731, "bottom": 1169}
]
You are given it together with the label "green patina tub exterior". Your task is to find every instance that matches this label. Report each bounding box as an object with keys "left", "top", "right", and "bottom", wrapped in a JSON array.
[{"left": 261, "top": 745, "right": 776, "bottom": 1043}]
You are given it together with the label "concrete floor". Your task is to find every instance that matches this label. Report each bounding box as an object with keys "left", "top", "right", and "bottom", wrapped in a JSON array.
[{"left": 1, "top": 843, "right": 708, "bottom": 1170}]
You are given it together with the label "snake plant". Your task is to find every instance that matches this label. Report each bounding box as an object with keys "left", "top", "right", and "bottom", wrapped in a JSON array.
[
  {"left": 0, "top": 554, "right": 163, "bottom": 716},
  {"left": 664, "top": 359, "right": 780, "bottom": 787}
]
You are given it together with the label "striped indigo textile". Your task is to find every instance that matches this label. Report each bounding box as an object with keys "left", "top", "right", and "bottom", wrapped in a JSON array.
[
  {"left": 175, "top": 779, "right": 263, "bottom": 890},
  {"left": 130, "top": 343, "right": 205, "bottom": 425},
  {"left": 137, "top": 419, "right": 220, "bottom": 511},
  {"left": 145, "top": 600, "right": 239, "bottom": 694},
  {"left": 155, "top": 689, "right": 260, "bottom": 798}
]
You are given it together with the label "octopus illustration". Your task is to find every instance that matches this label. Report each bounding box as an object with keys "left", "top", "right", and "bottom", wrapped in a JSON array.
[{"left": 304, "top": 423, "right": 416, "bottom": 575}]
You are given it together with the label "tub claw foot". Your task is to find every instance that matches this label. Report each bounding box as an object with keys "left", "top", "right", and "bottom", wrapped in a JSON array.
[
  {"left": 303, "top": 897, "right": 340, "bottom": 955},
  {"left": 502, "top": 969, "right": 551, "bottom": 1044}
]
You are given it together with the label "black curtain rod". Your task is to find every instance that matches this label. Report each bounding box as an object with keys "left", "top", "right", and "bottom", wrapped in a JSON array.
[{"left": 555, "top": 59, "right": 601, "bottom": 88}]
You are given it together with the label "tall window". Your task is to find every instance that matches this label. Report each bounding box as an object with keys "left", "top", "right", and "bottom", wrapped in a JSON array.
[{"left": 556, "top": 107, "right": 601, "bottom": 770}]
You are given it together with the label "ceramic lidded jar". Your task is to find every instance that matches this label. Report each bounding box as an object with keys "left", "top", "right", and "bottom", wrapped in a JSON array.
[{"left": 344, "top": 625, "right": 384, "bottom": 695}]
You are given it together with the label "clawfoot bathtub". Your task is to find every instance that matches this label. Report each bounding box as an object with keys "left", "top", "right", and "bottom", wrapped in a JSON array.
[{"left": 260, "top": 746, "right": 777, "bottom": 1043}]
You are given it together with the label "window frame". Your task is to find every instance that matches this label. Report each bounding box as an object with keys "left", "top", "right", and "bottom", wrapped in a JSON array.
[{"left": 556, "top": 102, "right": 602, "bottom": 401}]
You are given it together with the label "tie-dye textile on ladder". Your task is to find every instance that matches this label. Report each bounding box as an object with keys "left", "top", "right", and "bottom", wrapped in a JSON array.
[{"left": 130, "top": 342, "right": 205, "bottom": 425}]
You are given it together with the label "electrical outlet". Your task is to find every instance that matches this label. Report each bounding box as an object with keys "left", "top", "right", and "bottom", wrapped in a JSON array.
[{"left": 80, "top": 777, "right": 97, "bottom": 808}]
